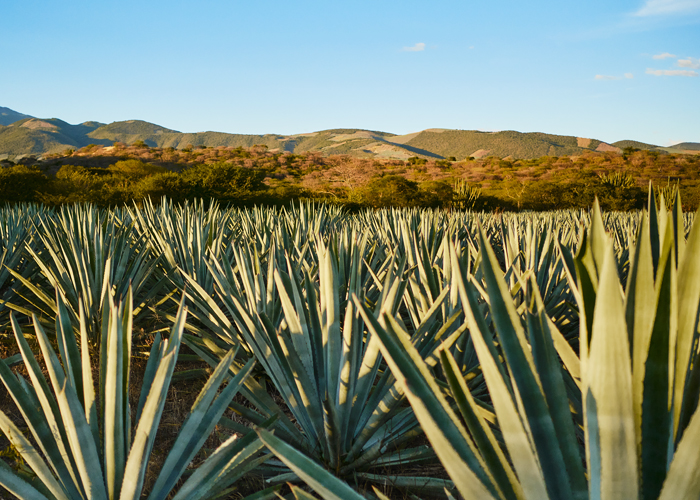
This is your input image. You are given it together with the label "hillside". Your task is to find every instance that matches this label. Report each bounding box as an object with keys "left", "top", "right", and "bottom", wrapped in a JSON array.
[
  {"left": 390, "top": 129, "right": 614, "bottom": 159},
  {"left": 0, "top": 107, "right": 33, "bottom": 126},
  {"left": 0, "top": 118, "right": 107, "bottom": 156},
  {"left": 1, "top": 105, "right": 697, "bottom": 161},
  {"left": 611, "top": 140, "right": 664, "bottom": 151},
  {"left": 671, "top": 142, "right": 700, "bottom": 151}
]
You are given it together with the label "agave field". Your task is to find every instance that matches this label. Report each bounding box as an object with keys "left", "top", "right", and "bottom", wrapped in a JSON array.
[{"left": 1, "top": 191, "right": 700, "bottom": 500}]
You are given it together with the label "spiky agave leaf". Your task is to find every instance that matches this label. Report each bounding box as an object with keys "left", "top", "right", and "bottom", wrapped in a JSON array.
[{"left": 0, "top": 288, "right": 266, "bottom": 500}]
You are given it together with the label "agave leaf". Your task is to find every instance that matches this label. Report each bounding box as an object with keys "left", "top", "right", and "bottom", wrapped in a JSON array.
[
  {"left": 289, "top": 484, "right": 319, "bottom": 500},
  {"left": 358, "top": 472, "right": 455, "bottom": 496},
  {"left": 1, "top": 317, "right": 82, "bottom": 499},
  {"left": 626, "top": 213, "right": 656, "bottom": 367},
  {"left": 33, "top": 305, "right": 106, "bottom": 499},
  {"left": 55, "top": 290, "right": 83, "bottom": 405},
  {"left": 355, "top": 297, "right": 497, "bottom": 499},
  {"left": 52, "top": 378, "right": 108, "bottom": 500},
  {"left": 547, "top": 315, "right": 580, "bottom": 385},
  {"left": 477, "top": 227, "right": 573, "bottom": 499},
  {"left": 440, "top": 350, "right": 522, "bottom": 500},
  {"left": 183, "top": 334, "right": 305, "bottom": 446},
  {"left": 319, "top": 245, "right": 342, "bottom": 407},
  {"left": 638, "top": 220, "right": 675, "bottom": 500},
  {"left": 119, "top": 297, "right": 186, "bottom": 500},
  {"left": 376, "top": 487, "right": 402, "bottom": 500},
  {"left": 79, "top": 301, "right": 99, "bottom": 452},
  {"left": 658, "top": 400, "right": 700, "bottom": 500},
  {"left": 674, "top": 206, "right": 700, "bottom": 440},
  {"left": 586, "top": 241, "right": 638, "bottom": 500},
  {"left": 526, "top": 279, "right": 587, "bottom": 500},
  {"left": 573, "top": 202, "right": 606, "bottom": 373},
  {"left": 273, "top": 268, "right": 325, "bottom": 438},
  {"left": 0, "top": 459, "right": 51, "bottom": 500},
  {"left": 148, "top": 352, "right": 254, "bottom": 500},
  {"left": 0, "top": 411, "right": 70, "bottom": 500},
  {"left": 237, "top": 485, "right": 283, "bottom": 500},
  {"left": 457, "top": 281, "right": 548, "bottom": 499},
  {"left": 648, "top": 184, "right": 660, "bottom": 275},
  {"left": 256, "top": 427, "right": 366, "bottom": 500},
  {"left": 166, "top": 427, "right": 266, "bottom": 500},
  {"left": 672, "top": 189, "right": 685, "bottom": 263},
  {"left": 104, "top": 295, "right": 127, "bottom": 499},
  {"left": 6, "top": 266, "right": 58, "bottom": 316}
]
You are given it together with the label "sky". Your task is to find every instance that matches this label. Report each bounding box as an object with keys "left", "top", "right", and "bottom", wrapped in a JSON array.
[{"left": 1, "top": 0, "right": 699, "bottom": 146}]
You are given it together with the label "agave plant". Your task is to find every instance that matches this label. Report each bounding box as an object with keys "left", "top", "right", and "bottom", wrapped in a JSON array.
[
  {"left": 357, "top": 192, "right": 700, "bottom": 499},
  {"left": 0, "top": 204, "right": 46, "bottom": 327},
  {"left": 6, "top": 205, "right": 159, "bottom": 343},
  {"left": 0, "top": 289, "right": 273, "bottom": 500},
  {"left": 182, "top": 222, "right": 466, "bottom": 492},
  {"left": 129, "top": 197, "right": 235, "bottom": 298},
  {"left": 452, "top": 180, "right": 482, "bottom": 210},
  {"left": 599, "top": 172, "right": 635, "bottom": 189}
]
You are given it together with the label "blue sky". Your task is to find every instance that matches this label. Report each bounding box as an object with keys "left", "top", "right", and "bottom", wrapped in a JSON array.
[{"left": 1, "top": 0, "right": 698, "bottom": 146}]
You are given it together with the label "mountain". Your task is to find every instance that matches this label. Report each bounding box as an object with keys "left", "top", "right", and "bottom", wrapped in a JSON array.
[
  {"left": 0, "top": 107, "right": 33, "bottom": 126},
  {"left": 610, "top": 140, "right": 700, "bottom": 156},
  {"left": 611, "top": 140, "right": 664, "bottom": 151},
  {"left": 0, "top": 118, "right": 441, "bottom": 160},
  {"left": 670, "top": 142, "right": 700, "bottom": 151},
  {"left": 388, "top": 129, "right": 614, "bottom": 159},
  {"left": 0, "top": 118, "right": 106, "bottom": 157},
  {"left": 2, "top": 106, "right": 697, "bottom": 161}
]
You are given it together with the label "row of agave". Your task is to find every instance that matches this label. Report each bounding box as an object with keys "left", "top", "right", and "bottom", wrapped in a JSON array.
[{"left": 0, "top": 189, "right": 697, "bottom": 499}]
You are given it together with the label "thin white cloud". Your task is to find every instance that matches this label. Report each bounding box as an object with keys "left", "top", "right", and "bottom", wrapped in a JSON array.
[
  {"left": 653, "top": 52, "right": 677, "bottom": 59},
  {"left": 595, "top": 73, "right": 634, "bottom": 80},
  {"left": 402, "top": 42, "right": 426, "bottom": 52},
  {"left": 634, "top": 0, "right": 700, "bottom": 16},
  {"left": 646, "top": 68, "right": 699, "bottom": 76},
  {"left": 678, "top": 57, "right": 700, "bottom": 68}
]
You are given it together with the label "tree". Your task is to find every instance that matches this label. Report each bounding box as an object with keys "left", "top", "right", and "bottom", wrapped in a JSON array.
[
  {"left": 181, "top": 162, "right": 267, "bottom": 205},
  {"left": 134, "top": 172, "right": 189, "bottom": 204},
  {"left": 0, "top": 165, "right": 48, "bottom": 203},
  {"left": 407, "top": 156, "right": 428, "bottom": 166},
  {"left": 361, "top": 175, "right": 422, "bottom": 208},
  {"left": 108, "top": 160, "right": 167, "bottom": 188}
]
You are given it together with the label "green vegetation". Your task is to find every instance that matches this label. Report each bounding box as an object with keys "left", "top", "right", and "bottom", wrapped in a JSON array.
[
  {"left": 452, "top": 179, "right": 481, "bottom": 209},
  {"left": 0, "top": 192, "right": 699, "bottom": 498},
  {"left": 402, "top": 129, "right": 604, "bottom": 159},
  {"left": 0, "top": 291, "right": 269, "bottom": 500},
  {"left": 612, "top": 139, "right": 664, "bottom": 151},
  {"left": 673, "top": 142, "right": 700, "bottom": 151},
  {"left": 2, "top": 142, "right": 699, "bottom": 211}
]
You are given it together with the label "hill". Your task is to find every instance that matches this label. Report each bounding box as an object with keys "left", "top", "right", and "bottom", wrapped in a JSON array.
[
  {"left": 0, "top": 106, "right": 33, "bottom": 126},
  {"left": 611, "top": 140, "right": 664, "bottom": 151},
  {"left": 671, "top": 142, "right": 700, "bottom": 151},
  {"left": 0, "top": 118, "right": 107, "bottom": 157},
  {"left": 389, "top": 129, "right": 618, "bottom": 159},
  {"left": 1, "top": 105, "right": 697, "bottom": 161}
]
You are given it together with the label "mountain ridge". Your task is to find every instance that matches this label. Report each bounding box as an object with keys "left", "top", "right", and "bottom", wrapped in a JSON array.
[
  {"left": 0, "top": 107, "right": 33, "bottom": 126},
  {"left": 0, "top": 106, "right": 697, "bottom": 161}
]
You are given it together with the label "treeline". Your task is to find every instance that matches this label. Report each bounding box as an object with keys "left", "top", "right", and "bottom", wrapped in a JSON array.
[
  {"left": 0, "top": 161, "right": 280, "bottom": 207},
  {"left": 1, "top": 142, "right": 699, "bottom": 210}
]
